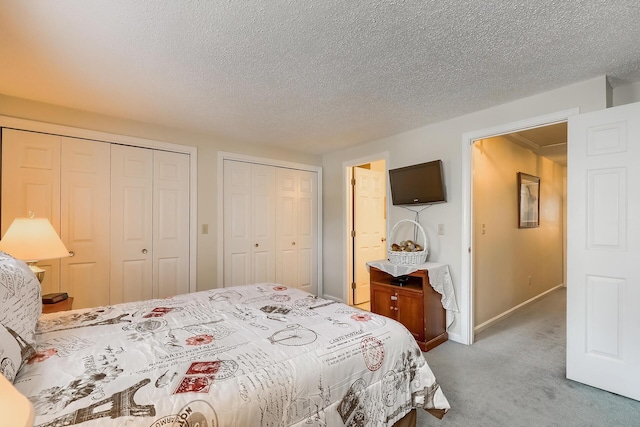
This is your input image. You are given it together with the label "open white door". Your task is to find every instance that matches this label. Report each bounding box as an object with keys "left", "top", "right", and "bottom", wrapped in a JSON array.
[
  {"left": 353, "top": 166, "right": 386, "bottom": 304},
  {"left": 567, "top": 101, "right": 640, "bottom": 400}
]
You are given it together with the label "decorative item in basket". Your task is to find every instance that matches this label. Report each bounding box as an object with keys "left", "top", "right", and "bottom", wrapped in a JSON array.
[
  {"left": 390, "top": 240, "right": 424, "bottom": 252},
  {"left": 388, "top": 219, "right": 428, "bottom": 265}
]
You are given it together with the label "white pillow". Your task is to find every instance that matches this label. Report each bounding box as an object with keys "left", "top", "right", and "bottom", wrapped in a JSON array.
[{"left": 0, "top": 252, "right": 40, "bottom": 373}]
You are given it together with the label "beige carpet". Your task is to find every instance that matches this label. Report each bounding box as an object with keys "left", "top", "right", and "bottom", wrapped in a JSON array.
[{"left": 418, "top": 288, "right": 640, "bottom": 426}]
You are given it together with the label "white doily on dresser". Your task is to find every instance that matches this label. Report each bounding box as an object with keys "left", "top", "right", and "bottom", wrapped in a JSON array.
[{"left": 367, "top": 260, "right": 459, "bottom": 327}]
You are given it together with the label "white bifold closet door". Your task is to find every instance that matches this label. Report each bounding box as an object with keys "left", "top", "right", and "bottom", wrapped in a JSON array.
[
  {"left": 275, "top": 167, "right": 317, "bottom": 294},
  {"left": 1, "top": 129, "right": 190, "bottom": 308},
  {"left": 1, "top": 130, "right": 110, "bottom": 308},
  {"left": 110, "top": 145, "right": 154, "bottom": 303},
  {"left": 110, "top": 145, "right": 190, "bottom": 304},
  {"left": 223, "top": 160, "right": 277, "bottom": 286},
  {"left": 153, "top": 150, "right": 190, "bottom": 299},
  {"left": 60, "top": 137, "right": 111, "bottom": 308},
  {"left": 2, "top": 130, "right": 63, "bottom": 295},
  {"left": 223, "top": 159, "right": 318, "bottom": 294}
]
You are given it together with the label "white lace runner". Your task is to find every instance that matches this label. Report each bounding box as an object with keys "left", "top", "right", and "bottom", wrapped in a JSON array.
[{"left": 367, "top": 260, "right": 459, "bottom": 327}]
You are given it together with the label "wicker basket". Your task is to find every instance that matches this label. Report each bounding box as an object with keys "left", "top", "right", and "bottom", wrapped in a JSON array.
[{"left": 387, "top": 219, "right": 428, "bottom": 265}]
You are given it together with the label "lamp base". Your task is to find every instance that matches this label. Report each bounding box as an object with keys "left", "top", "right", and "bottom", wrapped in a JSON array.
[{"left": 27, "top": 263, "right": 45, "bottom": 283}]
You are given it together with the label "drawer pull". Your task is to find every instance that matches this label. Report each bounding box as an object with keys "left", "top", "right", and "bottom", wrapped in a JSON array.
[{"left": 390, "top": 295, "right": 398, "bottom": 301}]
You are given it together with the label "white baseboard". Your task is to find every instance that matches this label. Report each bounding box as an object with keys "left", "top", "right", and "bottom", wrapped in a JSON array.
[
  {"left": 447, "top": 332, "right": 463, "bottom": 344},
  {"left": 322, "top": 294, "right": 344, "bottom": 303},
  {"left": 474, "top": 284, "right": 565, "bottom": 334}
]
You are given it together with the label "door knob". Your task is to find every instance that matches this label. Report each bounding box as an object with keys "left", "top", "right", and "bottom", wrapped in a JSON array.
[
  {"left": 68, "top": 251, "right": 75, "bottom": 257},
  {"left": 381, "top": 237, "right": 386, "bottom": 242},
  {"left": 255, "top": 243, "right": 259, "bottom": 247},
  {"left": 142, "top": 249, "right": 148, "bottom": 254},
  {"left": 292, "top": 242, "right": 296, "bottom": 246}
]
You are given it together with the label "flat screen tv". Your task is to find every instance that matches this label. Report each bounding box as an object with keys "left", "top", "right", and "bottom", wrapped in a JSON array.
[{"left": 389, "top": 160, "right": 446, "bottom": 206}]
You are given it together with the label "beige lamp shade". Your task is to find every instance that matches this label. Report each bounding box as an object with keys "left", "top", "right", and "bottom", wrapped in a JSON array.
[{"left": 0, "top": 218, "right": 69, "bottom": 261}]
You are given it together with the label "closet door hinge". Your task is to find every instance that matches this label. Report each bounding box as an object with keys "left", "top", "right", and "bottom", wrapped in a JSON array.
[
  {"left": 351, "top": 178, "right": 356, "bottom": 186},
  {"left": 351, "top": 282, "right": 356, "bottom": 290},
  {"left": 351, "top": 230, "right": 356, "bottom": 238}
]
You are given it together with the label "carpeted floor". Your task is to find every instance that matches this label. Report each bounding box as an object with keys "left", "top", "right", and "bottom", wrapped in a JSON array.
[{"left": 417, "top": 287, "right": 640, "bottom": 426}]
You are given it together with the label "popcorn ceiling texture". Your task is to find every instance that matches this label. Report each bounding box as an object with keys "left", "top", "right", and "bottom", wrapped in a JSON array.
[{"left": 1, "top": 0, "right": 639, "bottom": 154}]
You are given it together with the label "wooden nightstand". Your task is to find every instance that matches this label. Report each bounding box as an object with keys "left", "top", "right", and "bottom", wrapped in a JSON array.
[{"left": 42, "top": 297, "right": 74, "bottom": 314}]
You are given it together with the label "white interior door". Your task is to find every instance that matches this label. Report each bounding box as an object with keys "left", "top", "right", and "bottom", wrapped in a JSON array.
[
  {"left": 353, "top": 166, "right": 386, "bottom": 304},
  {"left": 153, "top": 150, "right": 190, "bottom": 298},
  {"left": 60, "top": 137, "right": 111, "bottom": 309},
  {"left": 1, "top": 129, "right": 61, "bottom": 294},
  {"left": 567, "top": 101, "right": 640, "bottom": 400},
  {"left": 110, "top": 144, "right": 153, "bottom": 304}
]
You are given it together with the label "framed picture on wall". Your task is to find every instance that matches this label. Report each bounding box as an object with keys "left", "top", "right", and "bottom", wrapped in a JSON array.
[{"left": 517, "top": 172, "right": 540, "bottom": 228}]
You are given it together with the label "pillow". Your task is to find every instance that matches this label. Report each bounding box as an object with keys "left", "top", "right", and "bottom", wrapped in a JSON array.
[
  {"left": 0, "top": 323, "right": 22, "bottom": 382},
  {"left": 0, "top": 252, "right": 40, "bottom": 369}
]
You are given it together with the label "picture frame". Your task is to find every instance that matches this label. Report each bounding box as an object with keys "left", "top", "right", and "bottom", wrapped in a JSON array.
[{"left": 517, "top": 172, "right": 540, "bottom": 228}]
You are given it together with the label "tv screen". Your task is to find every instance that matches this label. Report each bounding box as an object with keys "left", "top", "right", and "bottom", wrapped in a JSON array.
[{"left": 389, "top": 160, "right": 446, "bottom": 205}]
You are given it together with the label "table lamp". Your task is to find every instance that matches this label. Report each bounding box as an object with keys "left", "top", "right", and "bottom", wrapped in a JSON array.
[{"left": 0, "top": 217, "right": 70, "bottom": 283}]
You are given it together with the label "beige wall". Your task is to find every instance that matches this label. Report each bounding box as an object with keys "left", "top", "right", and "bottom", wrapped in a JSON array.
[
  {"left": 613, "top": 80, "right": 640, "bottom": 106},
  {"left": 0, "top": 94, "right": 322, "bottom": 292},
  {"left": 322, "top": 76, "right": 610, "bottom": 340},
  {"left": 472, "top": 136, "right": 565, "bottom": 326},
  {"left": 4, "top": 75, "right": 635, "bottom": 340}
]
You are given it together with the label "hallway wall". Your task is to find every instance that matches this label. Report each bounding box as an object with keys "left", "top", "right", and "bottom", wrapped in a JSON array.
[{"left": 473, "top": 136, "right": 565, "bottom": 326}]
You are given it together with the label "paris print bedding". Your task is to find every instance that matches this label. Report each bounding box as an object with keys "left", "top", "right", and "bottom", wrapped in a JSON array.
[{"left": 13, "top": 284, "right": 450, "bottom": 426}]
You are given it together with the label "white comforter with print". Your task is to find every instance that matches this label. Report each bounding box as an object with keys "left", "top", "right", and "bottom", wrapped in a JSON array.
[{"left": 14, "top": 284, "right": 449, "bottom": 426}]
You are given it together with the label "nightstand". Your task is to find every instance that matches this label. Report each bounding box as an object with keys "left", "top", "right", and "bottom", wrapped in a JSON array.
[{"left": 42, "top": 297, "right": 74, "bottom": 314}]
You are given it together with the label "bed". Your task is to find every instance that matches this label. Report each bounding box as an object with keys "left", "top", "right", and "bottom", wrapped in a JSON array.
[{"left": 0, "top": 252, "right": 449, "bottom": 426}]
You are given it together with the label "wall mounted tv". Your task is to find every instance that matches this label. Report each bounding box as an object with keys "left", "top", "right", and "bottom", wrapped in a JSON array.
[{"left": 389, "top": 160, "right": 446, "bottom": 206}]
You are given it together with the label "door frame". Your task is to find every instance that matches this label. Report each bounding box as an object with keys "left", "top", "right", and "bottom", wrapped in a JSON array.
[
  {"left": 460, "top": 108, "right": 578, "bottom": 345},
  {"left": 0, "top": 115, "right": 198, "bottom": 294},
  {"left": 217, "top": 151, "right": 323, "bottom": 294},
  {"left": 342, "top": 152, "right": 389, "bottom": 305}
]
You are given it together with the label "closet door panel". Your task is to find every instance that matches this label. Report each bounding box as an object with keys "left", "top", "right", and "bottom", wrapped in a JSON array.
[
  {"left": 296, "top": 171, "right": 317, "bottom": 294},
  {"left": 224, "top": 161, "right": 252, "bottom": 286},
  {"left": 279, "top": 249, "right": 297, "bottom": 287},
  {"left": 275, "top": 168, "right": 318, "bottom": 294},
  {"left": 111, "top": 145, "right": 153, "bottom": 304},
  {"left": 157, "top": 258, "right": 179, "bottom": 299},
  {"left": 1, "top": 129, "right": 61, "bottom": 294},
  {"left": 122, "top": 260, "right": 150, "bottom": 303},
  {"left": 251, "top": 165, "right": 276, "bottom": 284},
  {"left": 153, "top": 151, "right": 190, "bottom": 298},
  {"left": 275, "top": 169, "right": 298, "bottom": 288},
  {"left": 223, "top": 161, "right": 276, "bottom": 286},
  {"left": 60, "top": 137, "right": 111, "bottom": 309}
]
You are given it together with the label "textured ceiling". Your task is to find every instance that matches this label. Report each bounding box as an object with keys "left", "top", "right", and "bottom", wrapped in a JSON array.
[{"left": 1, "top": 1, "right": 639, "bottom": 155}]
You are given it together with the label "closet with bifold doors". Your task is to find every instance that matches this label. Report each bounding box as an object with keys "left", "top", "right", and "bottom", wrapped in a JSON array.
[
  {"left": 1, "top": 128, "right": 191, "bottom": 309},
  {"left": 223, "top": 159, "right": 319, "bottom": 295}
]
